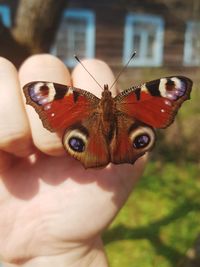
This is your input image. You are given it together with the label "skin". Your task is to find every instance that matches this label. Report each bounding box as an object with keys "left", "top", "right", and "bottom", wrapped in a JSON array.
[{"left": 0, "top": 54, "right": 147, "bottom": 267}]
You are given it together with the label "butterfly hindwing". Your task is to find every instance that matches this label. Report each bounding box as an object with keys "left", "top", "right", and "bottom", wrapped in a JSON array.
[
  {"left": 115, "top": 76, "right": 192, "bottom": 129},
  {"left": 62, "top": 114, "right": 110, "bottom": 168},
  {"left": 23, "top": 82, "right": 99, "bottom": 132},
  {"left": 110, "top": 114, "right": 156, "bottom": 165}
]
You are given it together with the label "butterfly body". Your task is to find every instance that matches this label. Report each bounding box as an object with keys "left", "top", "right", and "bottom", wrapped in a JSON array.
[
  {"left": 95, "top": 84, "right": 116, "bottom": 138},
  {"left": 23, "top": 76, "right": 192, "bottom": 168}
]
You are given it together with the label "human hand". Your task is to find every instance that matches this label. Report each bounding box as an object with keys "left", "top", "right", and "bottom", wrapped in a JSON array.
[{"left": 0, "top": 55, "right": 147, "bottom": 267}]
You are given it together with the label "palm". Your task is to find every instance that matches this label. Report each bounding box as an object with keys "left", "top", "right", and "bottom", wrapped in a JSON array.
[{"left": 0, "top": 154, "right": 145, "bottom": 261}]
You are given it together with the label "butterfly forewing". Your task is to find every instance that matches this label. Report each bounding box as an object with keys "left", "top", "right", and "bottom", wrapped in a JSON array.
[
  {"left": 23, "top": 82, "right": 100, "bottom": 132},
  {"left": 115, "top": 76, "right": 192, "bottom": 129}
]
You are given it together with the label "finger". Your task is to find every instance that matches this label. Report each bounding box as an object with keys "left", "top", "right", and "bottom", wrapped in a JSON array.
[
  {"left": 0, "top": 57, "right": 33, "bottom": 159},
  {"left": 19, "top": 54, "right": 71, "bottom": 156},
  {"left": 72, "top": 58, "right": 116, "bottom": 97}
]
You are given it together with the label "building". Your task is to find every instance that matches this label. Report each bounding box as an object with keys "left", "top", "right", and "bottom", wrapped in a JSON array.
[{"left": 0, "top": 0, "right": 199, "bottom": 85}]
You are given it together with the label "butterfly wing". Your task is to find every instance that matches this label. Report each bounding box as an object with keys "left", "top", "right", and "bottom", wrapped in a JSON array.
[
  {"left": 110, "top": 114, "right": 156, "bottom": 165},
  {"left": 23, "top": 81, "right": 110, "bottom": 168},
  {"left": 114, "top": 76, "right": 192, "bottom": 129},
  {"left": 23, "top": 82, "right": 99, "bottom": 132},
  {"left": 62, "top": 113, "right": 110, "bottom": 168}
]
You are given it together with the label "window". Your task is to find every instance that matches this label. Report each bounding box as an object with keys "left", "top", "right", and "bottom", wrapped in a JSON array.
[
  {"left": 183, "top": 21, "right": 200, "bottom": 66},
  {"left": 123, "top": 14, "right": 164, "bottom": 67},
  {"left": 52, "top": 9, "right": 95, "bottom": 67},
  {"left": 0, "top": 5, "right": 11, "bottom": 27}
]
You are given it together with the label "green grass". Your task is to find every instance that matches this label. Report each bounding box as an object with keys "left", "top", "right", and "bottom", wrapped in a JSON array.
[{"left": 104, "top": 161, "right": 200, "bottom": 267}]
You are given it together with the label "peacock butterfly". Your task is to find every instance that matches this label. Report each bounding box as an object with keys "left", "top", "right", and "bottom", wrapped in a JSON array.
[{"left": 23, "top": 76, "right": 192, "bottom": 168}]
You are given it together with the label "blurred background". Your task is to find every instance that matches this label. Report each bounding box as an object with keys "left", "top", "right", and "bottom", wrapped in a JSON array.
[{"left": 0, "top": 0, "right": 199, "bottom": 266}]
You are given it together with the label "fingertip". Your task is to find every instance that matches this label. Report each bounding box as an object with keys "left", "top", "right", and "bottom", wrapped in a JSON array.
[
  {"left": 19, "top": 54, "right": 71, "bottom": 86},
  {"left": 19, "top": 54, "right": 66, "bottom": 70},
  {"left": 0, "top": 57, "right": 34, "bottom": 158},
  {"left": 72, "top": 58, "right": 116, "bottom": 97},
  {"left": 0, "top": 57, "right": 17, "bottom": 73}
]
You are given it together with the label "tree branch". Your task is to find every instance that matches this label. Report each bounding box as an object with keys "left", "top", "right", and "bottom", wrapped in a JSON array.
[
  {"left": 0, "top": 18, "right": 30, "bottom": 67},
  {"left": 13, "top": 0, "right": 67, "bottom": 53},
  {"left": 0, "top": 0, "right": 67, "bottom": 67}
]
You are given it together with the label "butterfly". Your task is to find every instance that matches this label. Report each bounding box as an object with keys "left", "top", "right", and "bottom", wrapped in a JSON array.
[{"left": 23, "top": 76, "right": 192, "bottom": 168}]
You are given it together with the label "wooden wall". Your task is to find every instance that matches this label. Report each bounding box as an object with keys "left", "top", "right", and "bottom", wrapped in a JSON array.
[
  {"left": 0, "top": 0, "right": 199, "bottom": 84},
  {"left": 66, "top": 1, "right": 198, "bottom": 61},
  {"left": 66, "top": 0, "right": 200, "bottom": 86}
]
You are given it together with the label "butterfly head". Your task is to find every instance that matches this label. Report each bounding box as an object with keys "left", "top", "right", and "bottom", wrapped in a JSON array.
[
  {"left": 101, "top": 84, "right": 112, "bottom": 98},
  {"left": 104, "top": 84, "right": 109, "bottom": 90}
]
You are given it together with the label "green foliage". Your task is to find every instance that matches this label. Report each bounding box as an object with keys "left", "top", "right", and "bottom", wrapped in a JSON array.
[
  {"left": 152, "top": 83, "right": 200, "bottom": 162},
  {"left": 104, "top": 161, "right": 200, "bottom": 267}
]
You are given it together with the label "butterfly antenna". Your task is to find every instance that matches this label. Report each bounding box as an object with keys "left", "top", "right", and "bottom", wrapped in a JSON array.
[
  {"left": 74, "top": 55, "right": 104, "bottom": 90},
  {"left": 110, "top": 51, "right": 137, "bottom": 90}
]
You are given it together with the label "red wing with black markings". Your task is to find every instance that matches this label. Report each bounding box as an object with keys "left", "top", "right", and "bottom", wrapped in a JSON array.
[
  {"left": 114, "top": 76, "right": 193, "bottom": 129},
  {"left": 23, "top": 82, "right": 99, "bottom": 132}
]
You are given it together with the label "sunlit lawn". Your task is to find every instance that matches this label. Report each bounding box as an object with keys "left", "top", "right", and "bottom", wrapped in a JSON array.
[{"left": 104, "top": 161, "right": 200, "bottom": 267}]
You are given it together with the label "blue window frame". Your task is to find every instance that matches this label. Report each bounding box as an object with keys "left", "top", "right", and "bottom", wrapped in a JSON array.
[
  {"left": 0, "top": 5, "right": 11, "bottom": 27},
  {"left": 183, "top": 21, "right": 200, "bottom": 66},
  {"left": 52, "top": 9, "right": 95, "bottom": 67},
  {"left": 123, "top": 14, "right": 164, "bottom": 67}
]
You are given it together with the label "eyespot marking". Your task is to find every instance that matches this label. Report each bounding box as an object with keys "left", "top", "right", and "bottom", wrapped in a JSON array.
[
  {"left": 159, "top": 78, "right": 187, "bottom": 100},
  {"left": 129, "top": 126, "right": 156, "bottom": 151},
  {"left": 63, "top": 127, "right": 89, "bottom": 155},
  {"left": 28, "top": 82, "right": 56, "bottom": 104}
]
